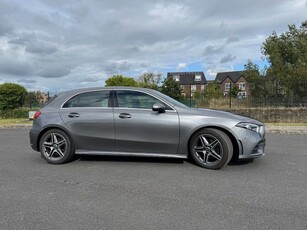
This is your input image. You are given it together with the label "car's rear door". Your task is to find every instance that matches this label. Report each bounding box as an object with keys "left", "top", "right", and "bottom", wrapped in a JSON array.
[
  {"left": 113, "top": 89, "right": 180, "bottom": 154},
  {"left": 60, "top": 90, "right": 115, "bottom": 151}
]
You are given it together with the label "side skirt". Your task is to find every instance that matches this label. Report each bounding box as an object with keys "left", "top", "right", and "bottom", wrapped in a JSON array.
[{"left": 75, "top": 150, "right": 187, "bottom": 159}]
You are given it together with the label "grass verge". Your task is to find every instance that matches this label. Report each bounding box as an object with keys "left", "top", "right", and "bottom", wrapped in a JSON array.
[
  {"left": 0, "top": 118, "right": 33, "bottom": 126},
  {"left": 265, "top": 123, "right": 307, "bottom": 126}
]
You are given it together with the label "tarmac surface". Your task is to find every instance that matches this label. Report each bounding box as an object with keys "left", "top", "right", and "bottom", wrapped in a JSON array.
[{"left": 0, "top": 129, "right": 306, "bottom": 230}]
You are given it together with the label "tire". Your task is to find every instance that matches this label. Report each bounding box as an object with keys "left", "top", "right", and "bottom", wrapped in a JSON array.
[
  {"left": 39, "top": 129, "right": 75, "bottom": 164},
  {"left": 189, "top": 128, "right": 233, "bottom": 170}
]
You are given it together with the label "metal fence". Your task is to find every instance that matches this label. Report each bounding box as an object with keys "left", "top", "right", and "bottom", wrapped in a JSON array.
[{"left": 181, "top": 96, "right": 307, "bottom": 109}]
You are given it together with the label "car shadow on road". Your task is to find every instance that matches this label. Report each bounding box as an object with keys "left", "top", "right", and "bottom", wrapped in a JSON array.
[
  {"left": 77, "top": 155, "right": 185, "bottom": 164},
  {"left": 228, "top": 159, "right": 255, "bottom": 166}
]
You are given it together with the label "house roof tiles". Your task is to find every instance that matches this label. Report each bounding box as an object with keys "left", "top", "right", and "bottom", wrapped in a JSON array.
[
  {"left": 215, "top": 71, "right": 245, "bottom": 83},
  {"left": 167, "top": 72, "right": 207, "bottom": 85}
]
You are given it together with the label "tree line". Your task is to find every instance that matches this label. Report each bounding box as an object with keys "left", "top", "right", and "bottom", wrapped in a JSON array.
[
  {"left": 244, "top": 21, "right": 307, "bottom": 101},
  {"left": 105, "top": 72, "right": 183, "bottom": 100}
]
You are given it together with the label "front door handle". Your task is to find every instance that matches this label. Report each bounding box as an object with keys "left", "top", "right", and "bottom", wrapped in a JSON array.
[
  {"left": 68, "top": 112, "right": 80, "bottom": 118},
  {"left": 119, "top": 113, "right": 132, "bottom": 119}
]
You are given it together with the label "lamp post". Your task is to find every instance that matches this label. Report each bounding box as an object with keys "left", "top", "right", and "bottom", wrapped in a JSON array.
[{"left": 229, "top": 82, "right": 232, "bottom": 108}]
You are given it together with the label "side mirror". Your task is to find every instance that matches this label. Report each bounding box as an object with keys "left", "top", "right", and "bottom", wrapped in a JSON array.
[{"left": 152, "top": 103, "right": 166, "bottom": 113}]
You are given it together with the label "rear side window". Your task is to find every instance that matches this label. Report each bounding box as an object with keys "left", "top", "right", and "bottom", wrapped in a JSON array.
[{"left": 63, "top": 91, "right": 110, "bottom": 108}]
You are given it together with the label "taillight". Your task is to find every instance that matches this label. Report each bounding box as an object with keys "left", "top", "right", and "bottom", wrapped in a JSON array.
[{"left": 33, "top": 111, "right": 41, "bottom": 119}]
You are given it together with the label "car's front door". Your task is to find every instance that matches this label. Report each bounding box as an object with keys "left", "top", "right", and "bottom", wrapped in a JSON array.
[
  {"left": 60, "top": 90, "right": 114, "bottom": 151},
  {"left": 113, "top": 90, "right": 179, "bottom": 154}
]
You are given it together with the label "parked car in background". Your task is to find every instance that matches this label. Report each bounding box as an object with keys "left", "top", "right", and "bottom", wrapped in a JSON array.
[{"left": 29, "top": 87, "right": 265, "bottom": 170}]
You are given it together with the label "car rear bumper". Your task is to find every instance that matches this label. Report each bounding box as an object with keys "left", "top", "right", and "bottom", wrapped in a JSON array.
[{"left": 29, "top": 128, "right": 39, "bottom": 151}]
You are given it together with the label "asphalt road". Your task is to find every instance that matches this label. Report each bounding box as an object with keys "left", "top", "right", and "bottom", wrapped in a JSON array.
[{"left": 0, "top": 129, "right": 306, "bottom": 230}]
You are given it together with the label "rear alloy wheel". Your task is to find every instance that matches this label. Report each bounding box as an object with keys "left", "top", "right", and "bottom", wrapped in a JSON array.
[
  {"left": 189, "top": 128, "right": 233, "bottom": 170},
  {"left": 40, "top": 129, "right": 75, "bottom": 164}
]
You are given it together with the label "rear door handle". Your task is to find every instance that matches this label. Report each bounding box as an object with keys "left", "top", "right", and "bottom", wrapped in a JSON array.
[
  {"left": 68, "top": 112, "right": 80, "bottom": 118},
  {"left": 119, "top": 113, "right": 132, "bottom": 119}
]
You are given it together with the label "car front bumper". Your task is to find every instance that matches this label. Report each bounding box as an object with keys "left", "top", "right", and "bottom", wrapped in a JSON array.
[{"left": 233, "top": 126, "right": 266, "bottom": 160}]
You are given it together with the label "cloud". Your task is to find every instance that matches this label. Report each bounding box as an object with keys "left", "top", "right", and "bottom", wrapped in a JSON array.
[
  {"left": 38, "top": 66, "right": 72, "bottom": 78},
  {"left": 18, "top": 79, "right": 37, "bottom": 84},
  {"left": 104, "top": 60, "right": 149, "bottom": 76},
  {"left": 0, "top": 19, "right": 13, "bottom": 36},
  {"left": 204, "top": 45, "right": 225, "bottom": 56},
  {"left": 220, "top": 54, "right": 237, "bottom": 64},
  {"left": 9, "top": 33, "right": 58, "bottom": 55},
  {"left": 226, "top": 36, "right": 240, "bottom": 44},
  {"left": 0, "top": 0, "right": 306, "bottom": 92},
  {"left": 176, "top": 63, "right": 187, "bottom": 70}
]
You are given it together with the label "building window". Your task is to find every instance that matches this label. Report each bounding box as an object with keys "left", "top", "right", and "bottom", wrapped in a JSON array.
[
  {"left": 238, "top": 92, "right": 247, "bottom": 98},
  {"left": 195, "top": 74, "right": 201, "bottom": 81},
  {"left": 191, "top": 85, "right": 196, "bottom": 91},
  {"left": 201, "top": 85, "right": 205, "bottom": 90},
  {"left": 238, "top": 82, "right": 245, "bottom": 90},
  {"left": 173, "top": 75, "right": 180, "bottom": 82},
  {"left": 225, "top": 82, "right": 231, "bottom": 91}
]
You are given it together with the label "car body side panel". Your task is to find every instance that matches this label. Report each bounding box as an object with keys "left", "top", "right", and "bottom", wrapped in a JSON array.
[
  {"left": 59, "top": 108, "right": 115, "bottom": 151},
  {"left": 114, "top": 108, "right": 180, "bottom": 154}
]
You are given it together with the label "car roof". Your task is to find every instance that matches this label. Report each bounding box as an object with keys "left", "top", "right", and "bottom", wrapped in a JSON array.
[{"left": 58, "top": 86, "right": 156, "bottom": 96}]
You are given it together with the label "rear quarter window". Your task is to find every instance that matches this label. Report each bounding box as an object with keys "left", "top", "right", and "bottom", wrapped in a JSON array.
[{"left": 62, "top": 91, "right": 110, "bottom": 108}]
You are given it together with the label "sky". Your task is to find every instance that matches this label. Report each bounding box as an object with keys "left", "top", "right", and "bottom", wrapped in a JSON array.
[{"left": 0, "top": 0, "right": 306, "bottom": 93}]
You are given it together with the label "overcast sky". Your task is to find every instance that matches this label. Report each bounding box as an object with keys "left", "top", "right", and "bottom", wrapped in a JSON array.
[{"left": 0, "top": 0, "right": 306, "bottom": 93}]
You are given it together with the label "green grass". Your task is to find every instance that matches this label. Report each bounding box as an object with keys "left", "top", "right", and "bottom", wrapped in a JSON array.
[{"left": 0, "top": 118, "right": 33, "bottom": 126}]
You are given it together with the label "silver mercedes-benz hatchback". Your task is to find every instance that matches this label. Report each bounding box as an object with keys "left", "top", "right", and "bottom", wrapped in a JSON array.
[{"left": 29, "top": 87, "right": 265, "bottom": 170}]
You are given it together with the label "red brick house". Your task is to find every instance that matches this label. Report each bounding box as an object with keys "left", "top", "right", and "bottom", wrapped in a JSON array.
[
  {"left": 167, "top": 72, "right": 207, "bottom": 97},
  {"left": 215, "top": 71, "right": 249, "bottom": 97}
]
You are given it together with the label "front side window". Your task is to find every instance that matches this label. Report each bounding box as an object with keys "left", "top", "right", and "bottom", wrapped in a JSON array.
[
  {"left": 63, "top": 91, "right": 110, "bottom": 108},
  {"left": 116, "top": 90, "right": 170, "bottom": 110}
]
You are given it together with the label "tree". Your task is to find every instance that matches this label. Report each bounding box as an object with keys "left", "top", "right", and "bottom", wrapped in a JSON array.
[
  {"left": 262, "top": 21, "right": 307, "bottom": 98},
  {"left": 24, "top": 91, "right": 45, "bottom": 108},
  {"left": 105, "top": 75, "right": 138, "bottom": 87},
  {"left": 229, "top": 84, "right": 241, "bottom": 98},
  {"left": 244, "top": 60, "right": 268, "bottom": 99},
  {"left": 138, "top": 72, "right": 161, "bottom": 90},
  {"left": 160, "top": 77, "right": 183, "bottom": 100},
  {"left": 0, "top": 83, "right": 27, "bottom": 110},
  {"left": 204, "top": 82, "right": 223, "bottom": 99}
]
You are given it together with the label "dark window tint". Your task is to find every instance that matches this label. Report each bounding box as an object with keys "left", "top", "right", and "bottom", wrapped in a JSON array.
[
  {"left": 116, "top": 90, "right": 170, "bottom": 109},
  {"left": 63, "top": 91, "right": 110, "bottom": 108}
]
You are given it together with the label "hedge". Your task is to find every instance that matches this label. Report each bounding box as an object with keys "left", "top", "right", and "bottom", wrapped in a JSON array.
[{"left": 0, "top": 108, "right": 30, "bottom": 119}]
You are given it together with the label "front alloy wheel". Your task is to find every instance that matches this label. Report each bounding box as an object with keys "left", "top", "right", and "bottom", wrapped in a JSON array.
[
  {"left": 40, "top": 129, "right": 75, "bottom": 164},
  {"left": 189, "top": 128, "right": 233, "bottom": 170}
]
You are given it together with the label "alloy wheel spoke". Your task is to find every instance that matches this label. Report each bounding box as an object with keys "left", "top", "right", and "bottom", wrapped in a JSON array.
[
  {"left": 43, "top": 141, "right": 53, "bottom": 147},
  {"left": 57, "top": 148, "right": 64, "bottom": 157},
  {"left": 209, "top": 139, "right": 219, "bottom": 148},
  {"left": 51, "top": 133, "right": 58, "bottom": 144},
  {"left": 200, "top": 135, "right": 209, "bottom": 146},
  {"left": 194, "top": 146, "right": 204, "bottom": 151},
  {"left": 210, "top": 149, "right": 222, "bottom": 161},
  {"left": 48, "top": 147, "right": 57, "bottom": 158},
  {"left": 57, "top": 140, "right": 66, "bottom": 147},
  {"left": 203, "top": 152, "right": 210, "bottom": 164}
]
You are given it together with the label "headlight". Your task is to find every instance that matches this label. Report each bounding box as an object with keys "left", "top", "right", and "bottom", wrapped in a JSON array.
[{"left": 236, "top": 122, "right": 262, "bottom": 133}]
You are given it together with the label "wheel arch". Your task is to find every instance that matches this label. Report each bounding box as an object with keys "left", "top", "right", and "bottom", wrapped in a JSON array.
[{"left": 187, "top": 126, "right": 240, "bottom": 161}]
